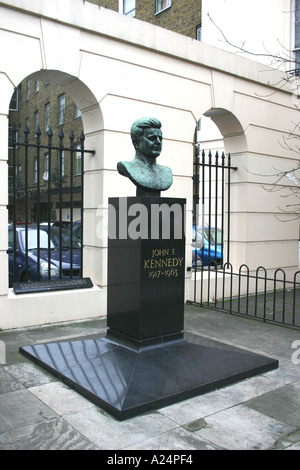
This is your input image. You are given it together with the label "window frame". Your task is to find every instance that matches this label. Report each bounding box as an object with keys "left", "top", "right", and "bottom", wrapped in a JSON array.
[
  {"left": 294, "top": 0, "right": 300, "bottom": 69},
  {"left": 26, "top": 80, "right": 30, "bottom": 101},
  {"left": 45, "top": 102, "right": 50, "bottom": 132},
  {"left": 74, "top": 145, "right": 82, "bottom": 176},
  {"left": 43, "top": 153, "right": 49, "bottom": 181},
  {"left": 34, "top": 157, "right": 38, "bottom": 184},
  {"left": 155, "top": 0, "right": 171, "bottom": 14},
  {"left": 58, "top": 150, "right": 65, "bottom": 177},
  {"left": 34, "top": 111, "right": 39, "bottom": 137},
  {"left": 196, "top": 25, "right": 202, "bottom": 41},
  {"left": 74, "top": 105, "right": 81, "bottom": 119},
  {"left": 9, "top": 89, "right": 19, "bottom": 111},
  {"left": 123, "top": 0, "right": 135, "bottom": 17},
  {"left": 58, "top": 94, "right": 65, "bottom": 126}
]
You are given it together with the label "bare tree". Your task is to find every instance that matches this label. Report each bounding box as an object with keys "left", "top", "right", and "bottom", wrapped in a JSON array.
[{"left": 207, "top": 10, "right": 300, "bottom": 218}]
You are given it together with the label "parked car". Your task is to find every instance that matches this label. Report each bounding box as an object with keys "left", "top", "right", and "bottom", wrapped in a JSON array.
[
  {"left": 72, "top": 220, "right": 82, "bottom": 242},
  {"left": 8, "top": 224, "right": 82, "bottom": 286},
  {"left": 192, "top": 226, "right": 223, "bottom": 267},
  {"left": 52, "top": 221, "right": 71, "bottom": 230}
]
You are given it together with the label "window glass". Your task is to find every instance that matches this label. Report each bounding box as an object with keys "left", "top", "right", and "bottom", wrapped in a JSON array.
[
  {"left": 124, "top": 0, "right": 135, "bottom": 17},
  {"left": 294, "top": 1, "right": 300, "bottom": 69},
  {"left": 43, "top": 154, "right": 49, "bottom": 181},
  {"left": 196, "top": 25, "right": 202, "bottom": 41},
  {"left": 59, "top": 150, "right": 65, "bottom": 177},
  {"left": 74, "top": 105, "right": 81, "bottom": 119},
  {"left": 75, "top": 146, "right": 82, "bottom": 175},
  {"left": 295, "top": 49, "right": 300, "bottom": 68},
  {"left": 295, "top": 0, "right": 300, "bottom": 48},
  {"left": 9, "top": 90, "right": 18, "bottom": 111},
  {"left": 20, "top": 229, "right": 54, "bottom": 251},
  {"left": 34, "top": 111, "right": 39, "bottom": 136},
  {"left": 26, "top": 80, "right": 30, "bottom": 101},
  {"left": 156, "top": 0, "right": 171, "bottom": 13},
  {"left": 45, "top": 103, "right": 50, "bottom": 132},
  {"left": 58, "top": 94, "right": 65, "bottom": 125},
  {"left": 34, "top": 158, "right": 38, "bottom": 184}
]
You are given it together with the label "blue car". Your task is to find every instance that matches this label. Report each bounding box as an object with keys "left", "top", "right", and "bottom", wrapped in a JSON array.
[
  {"left": 192, "top": 226, "right": 223, "bottom": 267},
  {"left": 8, "top": 225, "right": 82, "bottom": 286}
]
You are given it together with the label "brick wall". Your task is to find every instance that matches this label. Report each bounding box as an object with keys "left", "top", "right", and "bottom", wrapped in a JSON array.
[
  {"left": 86, "top": 0, "right": 202, "bottom": 39},
  {"left": 137, "top": 0, "right": 201, "bottom": 38},
  {"left": 87, "top": 0, "right": 118, "bottom": 11},
  {"left": 8, "top": 81, "right": 83, "bottom": 222}
]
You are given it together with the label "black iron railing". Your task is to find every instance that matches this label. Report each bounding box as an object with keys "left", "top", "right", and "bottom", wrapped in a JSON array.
[
  {"left": 8, "top": 124, "right": 94, "bottom": 285},
  {"left": 189, "top": 147, "right": 300, "bottom": 329},
  {"left": 190, "top": 148, "right": 237, "bottom": 303},
  {"left": 188, "top": 262, "right": 300, "bottom": 329},
  {"left": 193, "top": 148, "right": 237, "bottom": 266}
]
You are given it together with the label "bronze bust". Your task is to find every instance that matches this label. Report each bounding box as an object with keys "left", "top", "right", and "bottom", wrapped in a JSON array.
[{"left": 117, "top": 117, "right": 173, "bottom": 196}]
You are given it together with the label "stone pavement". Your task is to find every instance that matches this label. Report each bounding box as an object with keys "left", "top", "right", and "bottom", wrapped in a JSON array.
[{"left": 1, "top": 304, "right": 300, "bottom": 451}]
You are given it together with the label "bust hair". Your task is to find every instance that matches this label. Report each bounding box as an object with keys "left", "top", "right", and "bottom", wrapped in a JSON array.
[{"left": 130, "top": 117, "right": 162, "bottom": 142}]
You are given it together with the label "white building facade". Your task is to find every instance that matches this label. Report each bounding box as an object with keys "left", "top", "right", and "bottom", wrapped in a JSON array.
[{"left": 0, "top": 0, "right": 299, "bottom": 329}]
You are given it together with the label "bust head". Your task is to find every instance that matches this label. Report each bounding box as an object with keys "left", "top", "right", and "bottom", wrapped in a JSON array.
[
  {"left": 131, "top": 117, "right": 162, "bottom": 160},
  {"left": 117, "top": 117, "right": 173, "bottom": 195}
]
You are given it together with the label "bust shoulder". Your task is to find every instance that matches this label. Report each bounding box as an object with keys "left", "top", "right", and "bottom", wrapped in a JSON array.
[{"left": 117, "top": 159, "right": 172, "bottom": 191}]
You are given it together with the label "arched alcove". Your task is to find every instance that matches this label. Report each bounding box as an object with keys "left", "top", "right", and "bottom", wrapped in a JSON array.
[
  {"left": 191, "top": 107, "right": 247, "bottom": 269},
  {"left": 7, "top": 69, "right": 105, "bottom": 288},
  {"left": 26, "top": 70, "right": 103, "bottom": 135},
  {"left": 203, "top": 108, "right": 247, "bottom": 155}
]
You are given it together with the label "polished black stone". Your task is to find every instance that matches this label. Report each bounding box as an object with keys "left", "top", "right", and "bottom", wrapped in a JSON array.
[
  {"left": 20, "top": 333, "right": 278, "bottom": 421},
  {"left": 107, "top": 197, "right": 186, "bottom": 349},
  {"left": 13, "top": 277, "right": 93, "bottom": 294}
]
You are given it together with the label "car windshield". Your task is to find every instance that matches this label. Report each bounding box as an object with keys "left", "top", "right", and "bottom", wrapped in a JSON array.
[
  {"left": 48, "top": 228, "right": 81, "bottom": 249},
  {"left": 19, "top": 228, "right": 81, "bottom": 250},
  {"left": 194, "top": 228, "right": 223, "bottom": 245},
  {"left": 203, "top": 228, "right": 223, "bottom": 245}
]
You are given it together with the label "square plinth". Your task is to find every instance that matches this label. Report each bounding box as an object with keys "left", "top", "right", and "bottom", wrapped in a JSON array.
[
  {"left": 107, "top": 197, "right": 186, "bottom": 347},
  {"left": 20, "top": 333, "right": 278, "bottom": 421}
]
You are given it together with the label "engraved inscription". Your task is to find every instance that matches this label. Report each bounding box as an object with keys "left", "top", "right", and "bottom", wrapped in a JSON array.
[{"left": 144, "top": 247, "right": 184, "bottom": 279}]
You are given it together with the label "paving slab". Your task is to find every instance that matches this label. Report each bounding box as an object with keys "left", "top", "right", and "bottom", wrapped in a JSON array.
[
  {"left": 159, "top": 373, "right": 283, "bottom": 424},
  {"left": 244, "top": 382, "right": 300, "bottom": 429},
  {"left": 0, "top": 389, "right": 58, "bottom": 433},
  {"left": 123, "top": 426, "right": 222, "bottom": 450},
  {"left": 29, "top": 382, "right": 97, "bottom": 416},
  {"left": 0, "top": 308, "right": 300, "bottom": 450},
  {"left": 0, "top": 418, "right": 98, "bottom": 450},
  {"left": 3, "top": 362, "right": 56, "bottom": 388},
  {"left": 271, "top": 430, "right": 300, "bottom": 450},
  {"left": 63, "top": 407, "right": 179, "bottom": 450},
  {"left": 0, "top": 368, "right": 24, "bottom": 394},
  {"left": 195, "top": 404, "right": 295, "bottom": 450}
]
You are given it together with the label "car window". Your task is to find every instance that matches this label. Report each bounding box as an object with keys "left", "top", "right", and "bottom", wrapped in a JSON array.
[
  {"left": 19, "top": 229, "right": 54, "bottom": 250},
  {"left": 8, "top": 230, "right": 14, "bottom": 249},
  {"left": 203, "top": 228, "right": 222, "bottom": 245},
  {"left": 49, "top": 229, "right": 81, "bottom": 249},
  {"left": 76, "top": 226, "right": 81, "bottom": 241}
]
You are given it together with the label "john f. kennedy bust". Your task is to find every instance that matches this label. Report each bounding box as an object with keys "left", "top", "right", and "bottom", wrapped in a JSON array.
[{"left": 117, "top": 117, "right": 173, "bottom": 196}]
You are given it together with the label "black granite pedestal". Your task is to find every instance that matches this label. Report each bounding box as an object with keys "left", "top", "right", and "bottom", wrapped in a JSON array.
[
  {"left": 20, "top": 197, "right": 278, "bottom": 421},
  {"left": 106, "top": 197, "right": 186, "bottom": 349}
]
